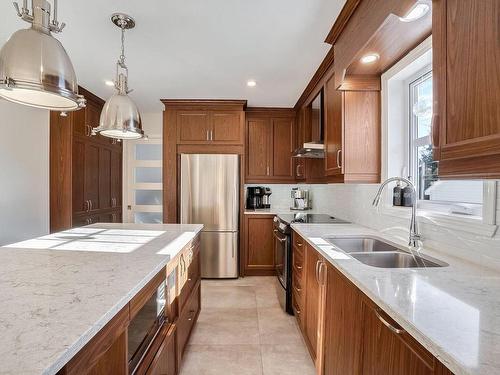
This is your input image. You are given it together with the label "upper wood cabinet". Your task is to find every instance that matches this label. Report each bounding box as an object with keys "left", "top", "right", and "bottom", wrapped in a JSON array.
[
  {"left": 245, "top": 109, "right": 296, "bottom": 183},
  {"left": 324, "top": 73, "right": 343, "bottom": 177},
  {"left": 433, "top": 0, "right": 500, "bottom": 178},
  {"left": 172, "top": 102, "right": 245, "bottom": 145}
]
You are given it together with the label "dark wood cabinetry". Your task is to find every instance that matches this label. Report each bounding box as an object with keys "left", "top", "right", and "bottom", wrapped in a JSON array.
[
  {"left": 245, "top": 108, "right": 296, "bottom": 183},
  {"left": 243, "top": 214, "right": 275, "bottom": 276},
  {"left": 433, "top": 0, "right": 500, "bottom": 178},
  {"left": 50, "top": 87, "right": 123, "bottom": 232}
]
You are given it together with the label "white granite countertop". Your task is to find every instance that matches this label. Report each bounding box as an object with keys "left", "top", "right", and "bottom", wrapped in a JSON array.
[
  {"left": 0, "top": 223, "right": 203, "bottom": 375},
  {"left": 244, "top": 208, "right": 322, "bottom": 215},
  {"left": 291, "top": 222, "right": 500, "bottom": 375}
]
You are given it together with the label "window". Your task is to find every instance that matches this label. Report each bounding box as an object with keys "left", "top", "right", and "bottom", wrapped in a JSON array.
[
  {"left": 383, "top": 37, "right": 496, "bottom": 224},
  {"left": 407, "top": 69, "right": 484, "bottom": 216}
]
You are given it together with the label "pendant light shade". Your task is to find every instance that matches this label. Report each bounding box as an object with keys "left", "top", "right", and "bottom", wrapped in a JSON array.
[
  {"left": 0, "top": 0, "right": 85, "bottom": 110},
  {"left": 95, "top": 13, "right": 145, "bottom": 140}
]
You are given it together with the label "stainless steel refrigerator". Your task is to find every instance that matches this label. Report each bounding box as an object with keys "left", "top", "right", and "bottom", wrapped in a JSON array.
[{"left": 180, "top": 154, "right": 239, "bottom": 278}]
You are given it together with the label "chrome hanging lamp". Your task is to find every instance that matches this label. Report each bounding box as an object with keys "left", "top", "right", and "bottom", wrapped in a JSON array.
[
  {"left": 0, "top": 0, "right": 85, "bottom": 110},
  {"left": 96, "top": 13, "right": 144, "bottom": 140}
]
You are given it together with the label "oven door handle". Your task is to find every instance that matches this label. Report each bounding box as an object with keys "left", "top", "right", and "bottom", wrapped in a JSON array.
[{"left": 273, "top": 229, "right": 287, "bottom": 243}]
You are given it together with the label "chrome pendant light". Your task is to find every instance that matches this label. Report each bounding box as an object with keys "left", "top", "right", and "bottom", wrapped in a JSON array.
[
  {"left": 0, "top": 0, "right": 85, "bottom": 110},
  {"left": 96, "top": 13, "right": 144, "bottom": 140}
]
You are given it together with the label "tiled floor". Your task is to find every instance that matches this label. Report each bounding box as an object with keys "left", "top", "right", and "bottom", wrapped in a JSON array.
[{"left": 180, "top": 276, "right": 316, "bottom": 375}]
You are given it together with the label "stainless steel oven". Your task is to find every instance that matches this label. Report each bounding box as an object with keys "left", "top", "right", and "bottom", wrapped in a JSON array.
[
  {"left": 128, "top": 278, "right": 167, "bottom": 374},
  {"left": 273, "top": 216, "right": 293, "bottom": 314}
]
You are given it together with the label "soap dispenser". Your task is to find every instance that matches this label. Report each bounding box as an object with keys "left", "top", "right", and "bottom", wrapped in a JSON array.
[
  {"left": 402, "top": 180, "right": 415, "bottom": 207},
  {"left": 393, "top": 181, "right": 403, "bottom": 206}
]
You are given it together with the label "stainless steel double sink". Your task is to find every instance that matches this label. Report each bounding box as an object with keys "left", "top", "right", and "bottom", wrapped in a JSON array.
[{"left": 323, "top": 236, "right": 448, "bottom": 268}]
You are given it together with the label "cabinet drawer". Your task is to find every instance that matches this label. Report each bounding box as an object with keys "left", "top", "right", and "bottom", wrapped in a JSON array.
[
  {"left": 178, "top": 242, "right": 200, "bottom": 312},
  {"left": 292, "top": 289, "right": 303, "bottom": 328},
  {"left": 293, "top": 235, "right": 305, "bottom": 251},
  {"left": 292, "top": 272, "right": 304, "bottom": 300},
  {"left": 177, "top": 283, "right": 201, "bottom": 359}
]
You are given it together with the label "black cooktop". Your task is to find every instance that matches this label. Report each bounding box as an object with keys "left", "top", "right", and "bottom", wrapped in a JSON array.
[{"left": 277, "top": 213, "right": 350, "bottom": 225}]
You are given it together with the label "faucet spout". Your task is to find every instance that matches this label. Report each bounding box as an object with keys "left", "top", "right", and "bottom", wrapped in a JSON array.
[{"left": 372, "top": 177, "right": 421, "bottom": 248}]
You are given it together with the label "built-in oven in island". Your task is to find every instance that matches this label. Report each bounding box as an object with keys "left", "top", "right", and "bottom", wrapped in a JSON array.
[{"left": 128, "top": 275, "right": 168, "bottom": 374}]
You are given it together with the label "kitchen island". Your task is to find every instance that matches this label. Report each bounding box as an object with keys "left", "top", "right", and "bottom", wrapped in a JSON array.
[{"left": 0, "top": 223, "right": 203, "bottom": 375}]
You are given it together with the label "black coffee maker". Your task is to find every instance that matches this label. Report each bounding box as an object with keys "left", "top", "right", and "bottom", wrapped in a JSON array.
[{"left": 246, "top": 186, "right": 265, "bottom": 209}]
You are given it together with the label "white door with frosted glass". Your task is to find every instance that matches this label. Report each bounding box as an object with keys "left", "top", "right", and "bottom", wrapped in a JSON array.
[{"left": 124, "top": 137, "right": 163, "bottom": 223}]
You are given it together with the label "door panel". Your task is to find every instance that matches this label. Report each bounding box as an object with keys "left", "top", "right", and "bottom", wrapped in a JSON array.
[
  {"left": 200, "top": 231, "right": 238, "bottom": 278},
  {"left": 323, "top": 264, "right": 363, "bottom": 375},
  {"left": 111, "top": 149, "right": 122, "bottom": 208},
  {"left": 72, "top": 139, "right": 86, "bottom": 215},
  {"left": 304, "top": 244, "right": 321, "bottom": 360},
  {"left": 246, "top": 119, "right": 271, "bottom": 178},
  {"left": 99, "top": 147, "right": 112, "bottom": 210},
  {"left": 245, "top": 216, "right": 274, "bottom": 272},
  {"left": 211, "top": 112, "right": 243, "bottom": 144},
  {"left": 85, "top": 143, "right": 100, "bottom": 211},
  {"left": 324, "top": 73, "right": 343, "bottom": 176},
  {"left": 177, "top": 111, "right": 210, "bottom": 143},
  {"left": 272, "top": 118, "right": 294, "bottom": 178}
]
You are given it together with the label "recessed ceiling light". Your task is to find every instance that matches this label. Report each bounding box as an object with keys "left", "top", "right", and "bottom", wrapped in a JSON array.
[
  {"left": 400, "top": 3, "right": 430, "bottom": 22},
  {"left": 360, "top": 54, "right": 379, "bottom": 64},
  {"left": 105, "top": 80, "right": 115, "bottom": 87},
  {"left": 247, "top": 80, "right": 257, "bottom": 87}
]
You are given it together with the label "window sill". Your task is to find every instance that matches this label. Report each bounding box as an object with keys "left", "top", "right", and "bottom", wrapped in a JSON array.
[{"left": 380, "top": 205, "right": 498, "bottom": 238}]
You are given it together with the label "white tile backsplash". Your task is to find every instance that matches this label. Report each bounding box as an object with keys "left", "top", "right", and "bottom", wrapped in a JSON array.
[{"left": 246, "top": 182, "right": 500, "bottom": 270}]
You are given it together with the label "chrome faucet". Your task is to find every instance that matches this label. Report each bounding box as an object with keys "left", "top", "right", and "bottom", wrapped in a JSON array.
[{"left": 372, "top": 177, "right": 422, "bottom": 248}]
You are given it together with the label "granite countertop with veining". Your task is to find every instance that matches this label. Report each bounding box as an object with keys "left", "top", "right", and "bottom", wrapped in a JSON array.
[
  {"left": 0, "top": 223, "right": 203, "bottom": 375},
  {"left": 291, "top": 222, "right": 500, "bottom": 375}
]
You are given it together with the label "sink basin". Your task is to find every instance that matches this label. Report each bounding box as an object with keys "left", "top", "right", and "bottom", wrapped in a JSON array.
[
  {"left": 350, "top": 252, "right": 445, "bottom": 268},
  {"left": 325, "top": 236, "right": 401, "bottom": 253}
]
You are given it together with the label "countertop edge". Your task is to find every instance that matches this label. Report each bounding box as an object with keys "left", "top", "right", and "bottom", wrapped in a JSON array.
[
  {"left": 291, "top": 224, "right": 468, "bottom": 375},
  {"left": 43, "top": 226, "right": 202, "bottom": 375}
]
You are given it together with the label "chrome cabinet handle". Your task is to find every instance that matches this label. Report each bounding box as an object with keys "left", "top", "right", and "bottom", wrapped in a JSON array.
[
  {"left": 266, "top": 165, "right": 270, "bottom": 176},
  {"left": 89, "top": 200, "right": 93, "bottom": 211},
  {"left": 319, "top": 261, "right": 327, "bottom": 286},
  {"left": 336, "top": 149, "right": 342, "bottom": 169},
  {"left": 295, "top": 263, "right": 303, "bottom": 270},
  {"left": 315, "top": 260, "right": 320, "bottom": 284},
  {"left": 374, "top": 308, "right": 405, "bottom": 334},
  {"left": 273, "top": 229, "right": 287, "bottom": 243},
  {"left": 206, "top": 130, "right": 210, "bottom": 141},
  {"left": 210, "top": 130, "right": 213, "bottom": 141}
]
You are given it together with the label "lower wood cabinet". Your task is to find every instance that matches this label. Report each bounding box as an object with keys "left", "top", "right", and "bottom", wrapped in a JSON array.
[
  {"left": 146, "top": 324, "right": 177, "bottom": 375},
  {"left": 243, "top": 214, "right": 276, "bottom": 276},
  {"left": 292, "top": 231, "right": 454, "bottom": 375}
]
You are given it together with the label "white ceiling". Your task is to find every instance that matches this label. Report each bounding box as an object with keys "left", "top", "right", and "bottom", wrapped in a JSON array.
[{"left": 0, "top": 0, "right": 346, "bottom": 112}]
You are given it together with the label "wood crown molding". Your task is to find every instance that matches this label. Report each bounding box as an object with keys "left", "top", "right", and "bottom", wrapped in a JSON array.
[
  {"left": 325, "top": 0, "right": 362, "bottom": 45},
  {"left": 161, "top": 99, "right": 247, "bottom": 110},
  {"left": 294, "top": 47, "right": 335, "bottom": 110},
  {"left": 246, "top": 107, "right": 296, "bottom": 117},
  {"left": 79, "top": 86, "right": 105, "bottom": 105}
]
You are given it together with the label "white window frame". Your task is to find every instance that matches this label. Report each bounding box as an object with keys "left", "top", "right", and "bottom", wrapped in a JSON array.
[{"left": 381, "top": 36, "right": 498, "bottom": 236}]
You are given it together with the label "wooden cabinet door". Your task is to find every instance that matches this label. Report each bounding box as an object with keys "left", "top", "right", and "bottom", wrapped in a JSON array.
[
  {"left": 177, "top": 111, "right": 210, "bottom": 144},
  {"left": 85, "top": 143, "right": 100, "bottom": 212},
  {"left": 146, "top": 325, "right": 177, "bottom": 375},
  {"left": 343, "top": 91, "right": 380, "bottom": 183},
  {"left": 246, "top": 118, "right": 272, "bottom": 180},
  {"left": 433, "top": 0, "right": 500, "bottom": 178},
  {"left": 324, "top": 73, "right": 343, "bottom": 177},
  {"left": 99, "top": 147, "right": 112, "bottom": 211},
  {"left": 72, "top": 138, "right": 86, "bottom": 215},
  {"left": 304, "top": 244, "right": 322, "bottom": 361},
  {"left": 244, "top": 215, "right": 275, "bottom": 275},
  {"left": 322, "top": 264, "right": 363, "bottom": 375},
  {"left": 177, "top": 283, "right": 200, "bottom": 360},
  {"left": 110, "top": 149, "right": 122, "bottom": 209},
  {"left": 361, "top": 299, "right": 435, "bottom": 375},
  {"left": 211, "top": 111, "right": 244, "bottom": 144},
  {"left": 272, "top": 118, "right": 295, "bottom": 180}
]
